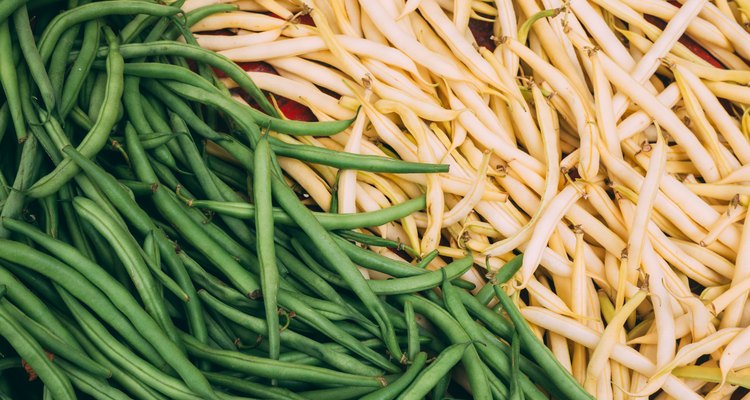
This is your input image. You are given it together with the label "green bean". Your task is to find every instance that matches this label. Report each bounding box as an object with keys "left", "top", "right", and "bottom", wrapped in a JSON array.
[
  {"left": 40, "top": 193, "right": 58, "bottom": 238},
  {"left": 144, "top": 80, "right": 444, "bottom": 174},
  {"left": 398, "top": 343, "right": 470, "bottom": 400},
  {"left": 204, "top": 311, "right": 239, "bottom": 351},
  {"left": 13, "top": 5, "right": 56, "bottom": 115},
  {"left": 475, "top": 282, "right": 496, "bottom": 306},
  {"left": 442, "top": 277, "right": 514, "bottom": 400},
  {"left": 87, "top": 72, "right": 107, "bottom": 121},
  {"left": 270, "top": 139, "right": 449, "bottom": 173},
  {"left": 332, "top": 235, "right": 426, "bottom": 277},
  {"left": 95, "top": 62, "right": 218, "bottom": 92},
  {"left": 0, "top": 23, "right": 24, "bottom": 142},
  {"left": 119, "top": 13, "right": 160, "bottom": 44},
  {"left": 431, "top": 374, "right": 451, "bottom": 400},
  {"left": 91, "top": 41, "right": 275, "bottom": 115},
  {"left": 494, "top": 285, "right": 593, "bottom": 400},
  {"left": 170, "top": 112, "right": 255, "bottom": 246},
  {"left": 404, "top": 301, "right": 420, "bottom": 362},
  {"left": 416, "top": 250, "right": 439, "bottom": 269},
  {"left": 298, "top": 386, "right": 379, "bottom": 400},
  {"left": 277, "top": 289, "right": 398, "bottom": 372},
  {"left": 361, "top": 351, "right": 428, "bottom": 400},
  {"left": 47, "top": 16, "right": 80, "bottom": 102},
  {"left": 189, "top": 195, "right": 427, "bottom": 231},
  {"left": 394, "top": 294, "right": 491, "bottom": 399},
  {"left": 272, "top": 190, "right": 401, "bottom": 358},
  {"left": 1, "top": 300, "right": 110, "bottom": 379},
  {"left": 125, "top": 123, "right": 261, "bottom": 298},
  {"left": 162, "top": 79, "right": 353, "bottom": 137},
  {"left": 510, "top": 330, "right": 524, "bottom": 400},
  {"left": 200, "top": 290, "right": 382, "bottom": 376},
  {"left": 63, "top": 317, "right": 168, "bottom": 400},
  {"left": 0, "top": 236, "right": 167, "bottom": 363},
  {"left": 117, "top": 179, "right": 154, "bottom": 195},
  {"left": 58, "top": 289, "right": 206, "bottom": 400},
  {"left": 203, "top": 371, "right": 306, "bottom": 400},
  {"left": 38, "top": 1, "right": 180, "bottom": 62},
  {"left": 0, "top": 134, "right": 41, "bottom": 238},
  {"left": 0, "top": 103, "right": 9, "bottom": 148},
  {"left": 0, "top": 301, "right": 74, "bottom": 400},
  {"left": 0, "top": 357, "right": 20, "bottom": 372},
  {"left": 368, "top": 255, "right": 473, "bottom": 295},
  {"left": 182, "top": 332, "right": 385, "bottom": 387},
  {"left": 276, "top": 243, "right": 347, "bottom": 305},
  {"left": 72, "top": 196, "right": 178, "bottom": 339},
  {"left": 253, "top": 133, "right": 281, "bottom": 361},
  {"left": 0, "top": 220, "right": 218, "bottom": 399},
  {"left": 58, "top": 184, "right": 95, "bottom": 259},
  {"left": 26, "top": 27, "right": 124, "bottom": 198},
  {"left": 179, "top": 251, "right": 249, "bottom": 306},
  {"left": 57, "top": 358, "right": 131, "bottom": 400},
  {"left": 163, "top": 3, "right": 238, "bottom": 40},
  {"left": 0, "top": 0, "right": 27, "bottom": 23}
]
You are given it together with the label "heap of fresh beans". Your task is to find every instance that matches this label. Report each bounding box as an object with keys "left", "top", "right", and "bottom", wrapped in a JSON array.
[
  {"left": 0, "top": 1, "right": 594, "bottom": 399},
  {"left": 182, "top": 0, "right": 750, "bottom": 398}
]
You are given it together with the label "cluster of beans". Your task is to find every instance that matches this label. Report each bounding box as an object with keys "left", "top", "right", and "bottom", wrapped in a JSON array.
[{"left": 0, "top": 1, "right": 590, "bottom": 399}]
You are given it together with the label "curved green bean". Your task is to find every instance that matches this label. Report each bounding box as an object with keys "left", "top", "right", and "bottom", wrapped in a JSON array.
[
  {"left": 1, "top": 220, "right": 217, "bottom": 399},
  {"left": 398, "top": 343, "right": 469, "bottom": 400},
  {"left": 26, "top": 27, "right": 124, "bottom": 198},
  {"left": 368, "top": 255, "right": 473, "bottom": 295},
  {"left": 2, "top": 301, "right": 111, "bottom": 379},
  {"left": 494, "top": 285, "right": 594, "bottom": 400},
  {"left": 182, "top": 333, "right": 385, "bottom": 387},
  {"left": 162, "top": 79, "right": 353, "bottom": 137},
  {"left": 361, "top": 351, "right": 428, "bottom": 400},
  {"left": 0, "top": 22, "right": 26, "bottom": 142},
  {"left": 13, "top": 5, "right": 55, "bottom": 113},
  {"left": 0, "top": 304, "right": 74, "bottom": 400},
  {"left": 38, "top": 1, "right": 180, "bottom": 62},
  {"left": 59, "top": 18, "right": 100, "bottom": 117},
  {"left": 199, "top": 290, "right": 382, "bottom": 376}
]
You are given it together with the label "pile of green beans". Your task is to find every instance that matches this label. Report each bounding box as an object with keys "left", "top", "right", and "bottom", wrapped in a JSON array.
[{"left": 0, "top": 1, "right": 590, "bottom": 399}]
